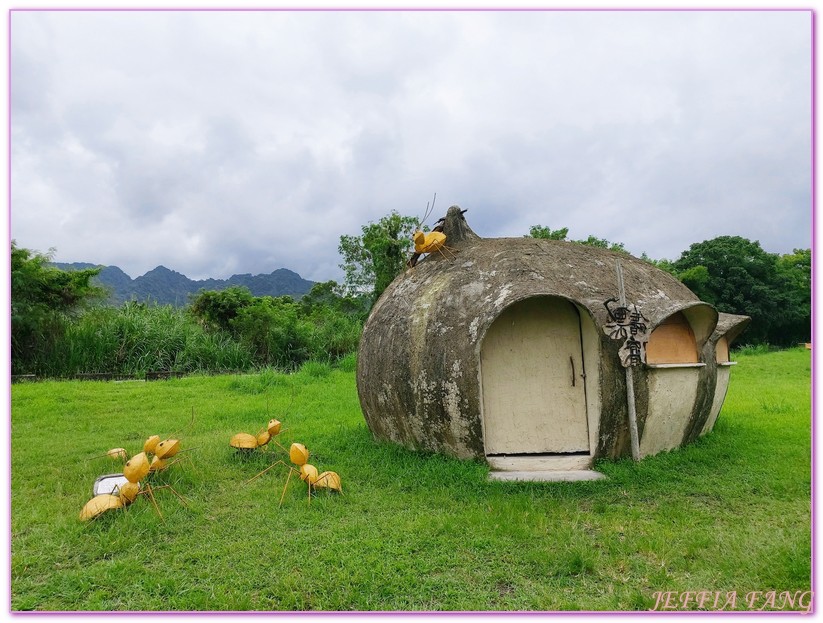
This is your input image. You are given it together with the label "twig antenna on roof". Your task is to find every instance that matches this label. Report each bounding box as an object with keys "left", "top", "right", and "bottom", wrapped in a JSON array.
[{"left": 420, "top": 192, "right": 437, "bottom": 227}]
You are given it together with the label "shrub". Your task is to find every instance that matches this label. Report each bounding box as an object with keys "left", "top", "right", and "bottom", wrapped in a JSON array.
[
  {"left": 298, "top": 360, "right": 333, "bottom": 379},
  {"left": 734, "top": 343, "right": 776, "bottom": 356},
  {"left": 336, "top": 352, "right": 357, "bottom": 372}
]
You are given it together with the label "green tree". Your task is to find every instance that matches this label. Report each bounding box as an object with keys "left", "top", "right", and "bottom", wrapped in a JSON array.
[
  {"left": 672, "top": 236, "right": 809, "bottom": 346},
  {"left": 338, "top": 211, "right": 420, "bottom": 302},
  {"left": 189, "top": 286, "right": 255, "bottom": 332},
  {"left": 189, "top": 286, "right": 363, "bottom": 369},
  {"left": 527, "top": 224, "right": 627, "bottom": 252},
  {"left": 677, "top": 265, "right": 712, "bottom": 301},
  {"left": 640, "top": 252, "right": 677, "bottom": 275},
  {"left": 778, "top": 248, "right": 811, "bottom": 289},
  {"left": 526, "top": 225, "right": 569, "bottom": 240},
  {"left": 576, "top": 235, "right": 627, "bottom": 253},
  {"left": 776, "top": 248, "right": 812, "bottom": 345},
  {"left": 229, "top": 296, "right": 312, "bottom": 368},
  {"left": 299, "top": 280, "right": 369, "bottom": 319},
  {"left": 11, "top": 241, "right": 104, "bottom": 374}
]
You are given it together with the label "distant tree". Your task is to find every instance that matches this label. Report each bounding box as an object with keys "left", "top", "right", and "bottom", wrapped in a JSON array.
[
  {"left": 526, "top": 225, "right": 569, "bottom": 240},
  {"left": 527, "top": 224, "right": 627, "bottom": 253},
  {"left": 189, "top": 286, "right": 255, "bottom": 332},
  {"left": 188, "top": 285, "right": 364, "bottom": 368},
  {"left": 776, "top": 248, "right": 812, "bottom": 346},
  {"left": 299, "top": 280, "right": 369, "bottom": 318},
  {"left": 11, "top": 241, "right": 104, "bottom": 373},
  {"left": 300, "top": 280, "right": 343, "bottom": 309},
  {"left": 338, "top": 211, "right": 420, "bottom": 302},
  {"left": 229, "top": 295, "right": 312, "bottom": 367},
  {"left": 676, "top": 264, "right": 712, "bottom": 300},
  {"left": 576, "top": 235, "right": 627, "bottom": 253},
  {"left": 639, "top": 252, "right": 677, "bottom": 275},
  {"left": 778, "top": 248, "right": 811, "bottom": 289},
  {"left": 672, "top": 236, "right": 809, "bottom": 346}
]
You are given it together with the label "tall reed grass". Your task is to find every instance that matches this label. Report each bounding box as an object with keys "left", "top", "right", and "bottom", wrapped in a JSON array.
[
  {"left": 19, "top": 302, "right": 362, "bottom": 378},
  {"left": 50, "top": 304, "right": 252, "bottom": 376}
]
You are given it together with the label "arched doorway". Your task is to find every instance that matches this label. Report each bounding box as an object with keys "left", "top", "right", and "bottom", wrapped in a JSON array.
[{"left": 481, "top": 296, "right": 589, "bottom": 456}]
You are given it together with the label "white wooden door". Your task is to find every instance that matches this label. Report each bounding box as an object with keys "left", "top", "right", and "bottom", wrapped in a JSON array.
[{"left": 481, "top": 297, "right": 589, "bottom": 455}]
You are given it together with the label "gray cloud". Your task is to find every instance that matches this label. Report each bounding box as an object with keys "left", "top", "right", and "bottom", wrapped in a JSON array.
[{"left": 11, "top": 10, "right": 811, "bottom": 283}]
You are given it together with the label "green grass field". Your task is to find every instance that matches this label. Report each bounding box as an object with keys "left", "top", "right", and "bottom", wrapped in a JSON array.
[{"left": 10, "top": 349, "right": 811, "bottom": 611}]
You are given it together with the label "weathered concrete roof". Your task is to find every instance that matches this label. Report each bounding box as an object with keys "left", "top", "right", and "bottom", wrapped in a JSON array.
[
  {"left": 714, "top": 312, "right": 752, "bottom": 345},
  {"left": 383, "top": 205, "right": 713, "bottom": 334}
]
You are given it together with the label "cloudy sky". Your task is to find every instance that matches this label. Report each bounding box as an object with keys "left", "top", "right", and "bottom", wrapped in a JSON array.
[{"left": 10, "top": 9, "right": 812, "bottom": 283}]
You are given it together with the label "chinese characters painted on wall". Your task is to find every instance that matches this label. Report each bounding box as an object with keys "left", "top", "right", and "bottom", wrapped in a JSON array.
[{"left": 603, "top": 298, "right": 649, "bottom": 367}]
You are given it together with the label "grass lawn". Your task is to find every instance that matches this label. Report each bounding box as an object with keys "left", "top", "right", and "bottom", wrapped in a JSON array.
[{"left": 10, "top": 349, "right": 811, "bottom": 611}]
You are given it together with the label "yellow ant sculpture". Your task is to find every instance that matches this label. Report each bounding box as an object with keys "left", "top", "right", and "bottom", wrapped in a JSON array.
[
  {"left": 150, "top": 436, "right": 183, "bottom": 472},
  {"left": 105, "top": 447, "right": 128, "bottom": 461},
  {"left": 80, "top": 434, "right": 188, "bottom": 521},
  {"left": 230, "top": 419, "right": 283, "bottom": 452},
  {"left": 245, "top": 442, "right": 342, "bottom": 507},
  {"left": 407, "top": 193, "right": 458, "bottom": 268}
]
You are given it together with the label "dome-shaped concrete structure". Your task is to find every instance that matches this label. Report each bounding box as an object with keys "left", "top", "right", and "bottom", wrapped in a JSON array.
[{"left": 357, "top": 207, "right": 749, "bottom": 476}]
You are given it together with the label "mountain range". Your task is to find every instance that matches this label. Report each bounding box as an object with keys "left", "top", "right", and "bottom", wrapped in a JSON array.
[{"left": 52, "top": 262, "right": 316, "bottom": 307}]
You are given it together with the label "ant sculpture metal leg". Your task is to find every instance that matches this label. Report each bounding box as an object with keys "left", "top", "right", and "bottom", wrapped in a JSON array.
[
  {"left": 244, "top": 460, "right": 302, "bottom": 507},
  {"left": 142, "top": 448, "right": 192, "bottom": 519},
  {"left": 137, "top": 483, "right": 188, "bottom": 520},
  {"left": 244, "top": 460, "right": 290, "bottom": 485},
  {"left": 140, "top": 483, "right": 164, "bottom": 519},
  {"left": 435, "top": 245, "right": 459, "bottom": 261}
]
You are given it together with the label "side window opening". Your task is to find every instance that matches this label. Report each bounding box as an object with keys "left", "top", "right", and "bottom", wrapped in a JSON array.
[
  {"left": 646, "top": 312, "right": 698, "bottom": 364},
  {"left": 715, "top": 336, "right": 730, "bottom": 363}
]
